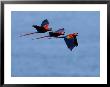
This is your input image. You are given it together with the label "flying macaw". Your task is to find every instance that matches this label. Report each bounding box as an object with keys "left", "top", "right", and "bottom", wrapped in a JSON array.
[
  {"left": 58, "top": 33, "right": 78, "bottom": 51},
  {"left": 19, "top": 19, "right": 52, "bottom": 37}
]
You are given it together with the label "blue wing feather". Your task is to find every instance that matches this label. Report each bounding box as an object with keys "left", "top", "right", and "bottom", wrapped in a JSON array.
[
  {"left": 41, "top": 19, "right": 49, "bottom": 27},
  {"left": 55, "top": 28, "right": 64, "bottom": 33},
  {"left": 64, "top": 36, "right": 77, "bottom": 51}
]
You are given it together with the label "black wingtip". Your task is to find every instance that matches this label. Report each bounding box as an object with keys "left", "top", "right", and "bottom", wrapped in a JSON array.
[
  {"left": 68, "top": 46, "right": 73, "bottom": 51},
  {"left": 43, "top": 19, "right": 48, "bottom": 21},
  {"left": 69, "top": 49, "right": 73, "bottom": 51}
]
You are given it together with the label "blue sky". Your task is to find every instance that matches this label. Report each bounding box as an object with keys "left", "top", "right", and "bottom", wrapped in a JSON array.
[{"left": 11, "top": 11, "right": 100, "bottom": 77}]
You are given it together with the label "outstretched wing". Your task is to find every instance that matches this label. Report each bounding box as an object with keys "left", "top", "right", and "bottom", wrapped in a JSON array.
[
  {"left": 64, "top": 36, "right": 78, "bottom": 51},
  {"left": 55, "top": 28, "right": 64, "bottom": 33},
  {"left": 41, "top": 19, "right": 49, "bottom": 27}
]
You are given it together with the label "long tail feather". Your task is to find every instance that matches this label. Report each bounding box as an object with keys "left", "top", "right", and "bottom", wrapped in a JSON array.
[
  {"left": 32, "top": 36, "right": 50, "bottom": 40},
  {"left": 19, "top": 32, "right": 38, "bottom": 37},
  {"left": 56, "top": 36, "right": 65, "bottom": 38}
]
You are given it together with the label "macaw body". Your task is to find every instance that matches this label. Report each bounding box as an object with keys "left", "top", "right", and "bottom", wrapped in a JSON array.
[
  {"left": 32, "top": 25, "right": 51, "bottom": 33},
  {"left": 49, "top": 28, "right": 65, "bottom": 37},
  {"left": 35, "top": 28, "right": 65, "bottom": 39},
  {"left": 64, "top": 33, "right": 78, "bottom": 51},
  {"left": 32, "top": 19, "right": 52, "bottom": 33},
  {"left": 19, "top": 19, "right": 52, "bottom": 37},
  {"left": 58, "top": 33, "right": 78, "bottom": 51}
]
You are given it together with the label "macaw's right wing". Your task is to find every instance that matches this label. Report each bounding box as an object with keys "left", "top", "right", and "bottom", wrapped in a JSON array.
[
  {"left": 41, "top": 19, "right": 49, "bottom": 27},
  {"left": 41, "top": 19, "right": 50, "bottom": 30},
  {"left": 64, "top": 36, "right": 78, "bottom": 51},
  {"left": 55, "top": 28, "right": 64, "bottom": 33}
]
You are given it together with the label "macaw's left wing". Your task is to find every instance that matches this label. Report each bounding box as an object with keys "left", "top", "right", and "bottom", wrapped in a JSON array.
[
  {"left": 55, "top": 28, "right": 64, "bottom": 33},
  {"left": 41, "top": 19, "right": 49, "bottom": 27},
  {"left": 64, "top": 36, "right": 78, "bottom": 51}
]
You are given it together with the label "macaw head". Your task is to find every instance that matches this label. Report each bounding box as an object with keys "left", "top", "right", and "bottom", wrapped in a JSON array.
[
  {"left": 66, "top": 33, "right": 78, "bottom": 39},
  {"left": 73, "top": 33, "right": 78, "bottom": 36}
]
